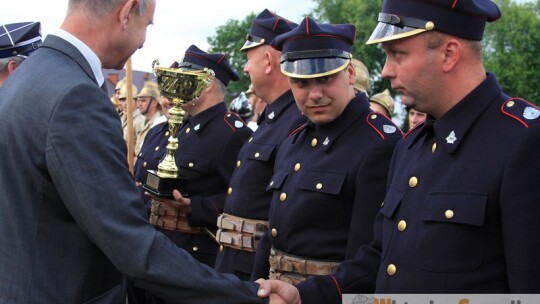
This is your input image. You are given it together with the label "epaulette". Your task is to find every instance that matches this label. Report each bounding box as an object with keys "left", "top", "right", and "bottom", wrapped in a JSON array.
[
  {"left": 403, "top": 120, "right": 425, "bottom": 139},
  {"left": 365, "top": 113, "right": 403, "bottom": 139},
  {"left": 223, "top": 112, "right": 247, "bottom": 131},
  {"left": 501, "top": 98, "right": 540, "bottom": 128}
]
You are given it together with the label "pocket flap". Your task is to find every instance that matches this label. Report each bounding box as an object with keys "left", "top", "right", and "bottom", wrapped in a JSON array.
[
  {"left": 246, "top": 142, "right": 276, "bottom": 162},
  {"left": 380, "top": 187, "right": 402, "bottom": 218},
  {"left": 178, "top": 155, "right": 211, "bottom": 173},
  {"left": 267, "top": 171, "right": 288, "bottom": 191},
  {"left": 421, "top": 192, "right": 487, "bottom": 226},
  {"left": 298, "top": 169, "right": 346, "bottom": 195}
]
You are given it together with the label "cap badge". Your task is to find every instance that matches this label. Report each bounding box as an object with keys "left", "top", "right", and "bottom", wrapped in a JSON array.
[
  {"left": 194, "top": 124, "right": 201, "bottom": 131},
  {"left": 234, "top": 120, "right": 244, "bottom": 128},
  {"left": 446, "top": 131, "right": 457, "bottom": 144},
  {"left": 523, "top": 107, "right": 540, "bottom": 120},
  {"left": 383, "top": 125, "right": 397, "bottom": 134},
  {"left": 268, "top": 111, "right": 275, "bottom": 120},
  {"left": 323, "top": 137, "right": 330, "bottom": 146}
]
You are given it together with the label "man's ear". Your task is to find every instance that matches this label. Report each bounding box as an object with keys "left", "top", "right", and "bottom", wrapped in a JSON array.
[
  {"left": 441, "top": 38, "right": 461, "bottom": 73},
  {"left": 347, "top": 62, "right": 356, "bottom": 85},
  {"left": 118, "top": 0, "right": 138, "bottom": 29},
  {"left": 6, "top": 60, "right": 19, "bottom": 74},
  {"left": 263, "top": 51, "right": 275, "bottom": 75}
]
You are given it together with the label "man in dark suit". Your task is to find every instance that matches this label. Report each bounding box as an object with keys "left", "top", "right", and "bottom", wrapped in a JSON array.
[
  {"left": 258, "top": 0, "right": 540, "bottom": 303},
  {"left": 0, "top": 1, "right": 266, "bottom": 303}
]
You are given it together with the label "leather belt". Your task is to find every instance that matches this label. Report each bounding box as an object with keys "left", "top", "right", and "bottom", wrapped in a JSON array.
[
  {"left": 269, "top": 248, "right": 341, "bottom": 284},
  {"left": 149, "top": 201, "right": 203, "bottom": 234},
  {"left": 216, "top": 213, "right": 268, "bottom": 252}
]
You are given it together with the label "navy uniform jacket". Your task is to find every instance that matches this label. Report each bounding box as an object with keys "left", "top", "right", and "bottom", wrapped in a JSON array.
[
  {"left": 297, "top": 73, "right": 540, "bottom": 303},
  {"left": 214, "top": 90, "right": 306, "bottom": 278},
  {"left": 156, "top": 102, "right": 253, "bottom": 266},
  {"left": 134, "top": 120, "right": 169, "bottom": 209},
  {"left": 251, "top": 94, "right": 402, "bottom": 280},
  {"left": 0, "top": 35, "right": 264, "bottom": 304}
]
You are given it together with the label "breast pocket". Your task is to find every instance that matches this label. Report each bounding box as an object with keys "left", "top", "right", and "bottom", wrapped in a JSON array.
[
  {"left": 246, "top": 142, "right": 276, "bottom": 163},
  {"left": 178, "top": 155, "right": 211, "bottom": 176},
  {"left": 380, "top": 186, "right": 403, "bottom": 259},
  {"left": 415, "top": 192, "right": 487, "bottom": 272}
]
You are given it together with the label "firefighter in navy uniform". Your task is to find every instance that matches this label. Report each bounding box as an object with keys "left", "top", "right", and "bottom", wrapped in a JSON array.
[
  {"left": 251, "top": 17, "right": 402, "bottom": 284},
  {"left": 148, "top": 45, "right": 253, "bottom": 269},
  {"left": 214, "top": 9, "right": 306, "bottom": 280},
  {"left": 133, "top": 96, "right": 171, "bottom": 213},
  {"left": 257, "top": 0, "right": 540, "bottom": 303}
]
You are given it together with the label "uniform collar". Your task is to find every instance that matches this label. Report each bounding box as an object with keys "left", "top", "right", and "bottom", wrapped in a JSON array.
[
  {"left": 183, "top": 102, "right": 227, "bottom": 132},
  {"left": 260, "top": 90, "right": 295, "bottom": 123},
  {"left": 409, "top": 73, "right": 503, "bottom": 153},
  {"left": 304, "top": 94, "right": 370, "bottom": 152}
]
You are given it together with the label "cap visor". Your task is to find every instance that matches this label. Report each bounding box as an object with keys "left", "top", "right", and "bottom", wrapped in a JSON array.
[
  {"left": 240, "top": 40, "right": 265, "bottom": 51},
  {"left": 366, "top": 22, "right": 428, "bottom": 45},
  {"left": 281, "top": 58, "right": 350, "bottom": 79}
]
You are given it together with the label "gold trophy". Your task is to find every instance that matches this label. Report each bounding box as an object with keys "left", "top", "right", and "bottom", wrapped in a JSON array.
[{"left": 143, "top": 60, "right": 215, "bottom": 198}]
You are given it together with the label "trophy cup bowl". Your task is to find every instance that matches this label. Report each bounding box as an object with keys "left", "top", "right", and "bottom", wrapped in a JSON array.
[{"left": 142, "top": 60, "right": 215, "bottom": 198}]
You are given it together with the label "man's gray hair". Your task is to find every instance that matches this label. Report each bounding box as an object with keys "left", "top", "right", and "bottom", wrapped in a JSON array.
[
  {"left": 68, "top": 0, "right": 151, "bottom": 17},
  {"left": 0, "top": 57, "right": 24, "bottom": 73}
]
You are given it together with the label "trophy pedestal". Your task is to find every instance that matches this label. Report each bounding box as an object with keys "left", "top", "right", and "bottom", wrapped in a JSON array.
[{"left": 143, "top": 170, "right": 189, "bottom": 198}]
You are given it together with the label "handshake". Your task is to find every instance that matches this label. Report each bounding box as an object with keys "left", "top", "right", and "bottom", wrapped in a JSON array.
[{"left": 256, "top": 279, "right": 302, "bottom": 304}]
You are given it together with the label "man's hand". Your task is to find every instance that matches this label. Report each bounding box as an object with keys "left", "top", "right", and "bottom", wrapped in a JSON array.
[
  {"left": 256, "top": 279, "right": 301, "bottom": 304},
  {"left": 145, "top": 190, "right": 192, "bottom": 213}
]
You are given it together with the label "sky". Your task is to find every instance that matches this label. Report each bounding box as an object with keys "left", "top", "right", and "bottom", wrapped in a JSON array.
[{"left": 0, "top": 0, "right": 316, "bottom": 72}]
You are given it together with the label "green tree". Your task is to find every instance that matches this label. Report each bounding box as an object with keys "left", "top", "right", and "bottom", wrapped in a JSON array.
[
  {"left": 207, "top": 13, "right": 256, "bottom": 103},
  {"left": 311, "top": 0, "right": 388, "bottom": 95},
  {"left": 484, "top": 0, "right": 540, "bottom": 104}
]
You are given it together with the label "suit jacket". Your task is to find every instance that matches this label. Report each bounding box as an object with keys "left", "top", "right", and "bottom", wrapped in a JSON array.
[
  {"left": 0, "top": 34, "right": 264, "bottom": 304},
  {"left": 296, "top": 74, "right": 540, "bottom": 303}
]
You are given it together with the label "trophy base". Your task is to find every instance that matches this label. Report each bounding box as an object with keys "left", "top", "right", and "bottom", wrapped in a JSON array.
[{"left": 143, "top": 170, "right": 188, "bottom": 198}]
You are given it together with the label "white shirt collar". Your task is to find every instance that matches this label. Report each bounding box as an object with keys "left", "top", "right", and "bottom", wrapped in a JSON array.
[{"left": 49, "top": 29, "right": 105, "bottom": 86}]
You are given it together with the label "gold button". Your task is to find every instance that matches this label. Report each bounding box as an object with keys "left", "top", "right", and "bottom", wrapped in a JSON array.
[
  {"left": 397, "top": 220, "right": 407, "bottom": 232},
  {"left": 271, "top": 228, "right": 278, "bottom": 237},
  {"left": 249, "top": 137, "right": 253, "bottom": 142},
  {"left": 294, "top": 163, "right": 301, "bottom": 172},
  {"left": 445, "top": 210, "right": 454, "bottom": 219},
  {"left": 507, "top": 100, "right": 515, "bottom": 108},
  {"left": 227, "top": 187, "right": 232, "bottom": 195},
  {"left": 165, "top": 131, "right": 170, "bottom": 137},
  {"left": 143, "top": 162, "right": 147, "bottom": 168},
  {"left": 409, "top": 176, "right": 418, "bottom": 188},
  {"left": 219, "top": 245, "right": 224, "bottom": 252},
  {"left": 236, "top": 160, "right": 241, "bottom": 167},
  {"left": 316, "top": 183, "right": 323, "bottom": 190},
  {"left": 186, "top": 127, "right": 191, "bottom": 134},
  {"left": 254, "top": 152, "right": 260, "bottom": 158},
  {"left": 189, "top": 162, "right": 194, "bottom": 168},
  {"left": 192, "top": 246, "right": 198, "bottom": 252},
  {"left": 280, "top": 193, "right": 287, "bottom": 202},
  {"left": 371, "top": 114, "right": 377, "bottom": 120},
  {"left": 425, "top": 21, "right": 435, "bottom": 30},
  {"left": 154, "top": 146, "right": 160, "bottom": 151},
  {"left": 311, "top": 138, "right": 317, "bottom": 147},
  {"left": 387, "top": 264, "right": 397, "bottom": 276},
  {"left": 432, "top": 143, "right": 437, "bottom": 153}
]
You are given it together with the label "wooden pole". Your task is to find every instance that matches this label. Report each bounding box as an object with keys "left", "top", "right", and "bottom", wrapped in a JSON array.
[{"left": 126, "top": 58, "right": 135, "bottom": 174}]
